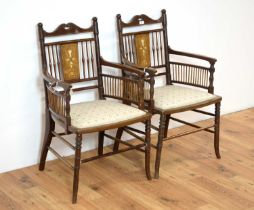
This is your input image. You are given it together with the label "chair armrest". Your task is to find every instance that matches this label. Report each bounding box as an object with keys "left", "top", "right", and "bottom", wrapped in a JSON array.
[
  {"left": 121, "top": 57, "right": 157, "bottom": 76},
  {"left": 144, "top": 67, "right": 157, "bottom": 76},
  {"left": 168, "top": 47, "right": 217, "bottom": 93},
  {"left": 168, "top": 46, "right": 217, "bottom": 64},
  {"left": 42, "top": 72, "right": 72, "bottom": 91},
  {"left": 100, "top": 57, "right": 151, "bottom": 109},
  {"left": 100, "top": 57, "right": 145, "bottom": 77},
  {"left": 42, "top": 72, "right": 72, "bottom": 131},
  {"left": 120, "top": 57, "right": 156, "bottom": 111}
]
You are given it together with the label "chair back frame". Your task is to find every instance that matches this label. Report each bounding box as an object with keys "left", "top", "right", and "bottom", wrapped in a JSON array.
[
  {"left": 116, "top": 10, "right": 216, "bottom": 94},
  {"left": 117, "top": 10, "right": 171, "bottom": 85},
  {"left": 38, "top": 18, "right": 104, "bottom": 97}
]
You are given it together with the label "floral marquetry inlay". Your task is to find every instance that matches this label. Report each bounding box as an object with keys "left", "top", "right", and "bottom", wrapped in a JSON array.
[
  {"left": 60, "top": 43, "right": 80, "bottom": 81},
  {"left": 135, "top": 33, "right": 151, "bottom": 68}
]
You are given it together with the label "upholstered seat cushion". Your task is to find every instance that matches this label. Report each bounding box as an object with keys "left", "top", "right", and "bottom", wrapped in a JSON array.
[
  {"left": 154, "top": 85, "right": 220, "bottom": 112},
  {"left": 70, "top": 100, "right": 147, "bottom": 130}
]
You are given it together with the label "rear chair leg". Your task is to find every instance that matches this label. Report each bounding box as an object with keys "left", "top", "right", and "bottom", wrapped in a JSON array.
[
  {"left": 164, "top": 115, "right": 171, "bottom": 138},
  {"left": 39, "top": 110, "right": 55, "bottom": 171},
  {"left": 154, "top": 114, "right": 166, "bottom": 179},
  {"left": 72, "top": 133, "right": 82, "bottom": 204},
  {"left": 113, "top": 127, "right": 124, "bottom": 152},
  {"left": 214, "top": 102, "right": 221, "bottom": 159},
  {"left": 98, "top": 131, "right": 104, "bottom": 155},
  {"left": 145, "top": 120, "right": 152, "bottom": 180}
]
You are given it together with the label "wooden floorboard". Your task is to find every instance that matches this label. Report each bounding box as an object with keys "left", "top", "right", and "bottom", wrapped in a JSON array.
[{"left": 1, "top": 108, "right": 254, "bottom": 210}]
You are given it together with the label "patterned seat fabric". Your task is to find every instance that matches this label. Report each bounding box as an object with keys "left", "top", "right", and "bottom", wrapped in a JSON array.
[
  {"left": 153, "top": 85, "right": 218, "bottom": 111},
  {"left": 70, "top": 100, "right": 146, "bottom": 129}
]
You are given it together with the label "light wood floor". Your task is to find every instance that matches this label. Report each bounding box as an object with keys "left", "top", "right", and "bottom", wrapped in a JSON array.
[{"left": 1, "top": 108, "right": 254, "bottom": 210}]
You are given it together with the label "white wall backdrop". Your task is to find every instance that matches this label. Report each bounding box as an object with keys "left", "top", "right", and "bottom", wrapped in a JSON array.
[{"left": 0, "top": 0, "right": 254, "bottom": 173}]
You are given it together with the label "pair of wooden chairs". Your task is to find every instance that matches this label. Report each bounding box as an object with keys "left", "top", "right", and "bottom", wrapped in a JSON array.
[{"left": 38, "top": 10, "right": 222, "bottom": 203}]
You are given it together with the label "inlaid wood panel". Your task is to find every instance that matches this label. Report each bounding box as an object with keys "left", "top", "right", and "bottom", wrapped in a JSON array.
[
  {"left": 122, "top": 30, "right": 165, "bottom": 68},
  {"left": 60, "top": 43, "right": 80, "bottom": 81},
  {"left": 135, "top": 33, "right": 151, "bottom": 68}
]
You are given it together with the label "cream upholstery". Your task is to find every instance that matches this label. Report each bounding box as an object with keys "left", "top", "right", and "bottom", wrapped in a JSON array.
[
  {"left": 154, "top": 85, "right": 218, "bottom": 111},
  {"left": 70, "top": 100, "right": 146, "bottom": 129}
]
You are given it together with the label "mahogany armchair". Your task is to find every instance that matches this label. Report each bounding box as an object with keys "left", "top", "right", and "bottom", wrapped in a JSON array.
[
  {"left": 113, "top": 10, "right": 222, "bottom": 178},
  {"left": 37, "top": 18, "right": 152, "bottom": 203}
]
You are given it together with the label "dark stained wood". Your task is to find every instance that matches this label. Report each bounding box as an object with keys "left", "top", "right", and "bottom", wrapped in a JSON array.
[
  {"left": 145, "top": 120, "right": 152, "bottom": 180},
  {"left": 114, "top": 9, "right": 222, "bottom": 179},
  {"left": 164, "top": 115, "right": 170, "bottom": 138},
  {"left": 72, "top": 134, "right": 82, "bottom": 203},
  {"left": 71, "top": 85, "right": 99, "bottom": 92},
  {"left": 214, "top": 102, "right": 221, "bottom": 159},
  {"left": 168, "top": 46, "right": 217, "bottom": 64},
  {"left": 170, "top": 116, "right": 215, "bottom": 134},
  {"left": 154, "top": 114, "right": 166, "bottom": 179},
  {"left": 81, "top": 144, "right": 146, "bottom": 164},
  {"left": 52, "top": 131, "right": 75, "bottom": 150},
  {"left": 113, "top": 127, "right": 124, "bottom": 152},
  {"left": 98, "top": 131, "right": 104, "bottom": 156},
  {"left": 41, "top": 22, "right": 94, "bottom": 37},
  {"left": 103, "top": 133, "right": 145, "bottom": 153},
  {"left": 192, "top": 109, "right": 215, "bottom": 116},
  {"left": 163, "top": 124, "right": 215, "bottom": 141},
  {"left": 39, "top": 110, "right": 55, "bottom": 171},
  {"left": 170, "top": 62, "right": 211, "bottom": 89},
  {"left": 48, "top": 146, "right": 74, "bottom": 170},
  {"left": 118, "top": 13, "right": 163, "bottom": 27},
  {"left": 37, "top": 18, "right": 152, "bottom": 203},
  {"left": 102, "top": 74, "right": 141, "bottom": 106}
]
